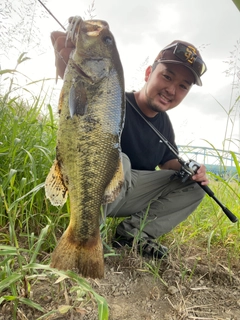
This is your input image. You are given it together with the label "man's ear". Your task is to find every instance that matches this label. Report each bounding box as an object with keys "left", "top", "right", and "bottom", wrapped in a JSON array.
[{"left": 145, "top": 66, "right": 152, "bottom": 82}]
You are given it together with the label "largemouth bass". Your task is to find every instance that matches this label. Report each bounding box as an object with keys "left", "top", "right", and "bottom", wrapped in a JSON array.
[{"left": 45, "top": 16, "right": 125, "bottom": 279}]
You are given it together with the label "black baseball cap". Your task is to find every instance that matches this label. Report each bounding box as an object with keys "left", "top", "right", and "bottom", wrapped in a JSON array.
[{"left": 154, "top": 40, "right": 207, "bottom": 86}]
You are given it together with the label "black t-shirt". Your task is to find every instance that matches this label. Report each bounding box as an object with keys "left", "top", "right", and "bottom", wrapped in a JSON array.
[{"left": 121, "top": 92, "right": 178, "bottom": 171}]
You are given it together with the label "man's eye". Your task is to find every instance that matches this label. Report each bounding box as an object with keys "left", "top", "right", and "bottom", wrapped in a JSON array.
[
  {"left": 163, "top": 74, "right": 171, "bottom": 80},
  {"left": 180, "top": 84, "right": 188, "bottom": 90}
]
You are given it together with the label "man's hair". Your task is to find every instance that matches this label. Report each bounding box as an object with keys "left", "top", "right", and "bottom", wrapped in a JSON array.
[{"left": 151, "top": 61, "right": 159, "bottom": 72}]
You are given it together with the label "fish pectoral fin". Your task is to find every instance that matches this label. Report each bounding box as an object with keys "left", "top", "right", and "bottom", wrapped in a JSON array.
[
  {"left": 45, "top": 160, "right": 68, "bottom": 206},
  {"left": 103, "top": 157, "right": 124, "bottom": 204},
  {"left": 69, "top": 82, "right": 87, "bottom": 117}
]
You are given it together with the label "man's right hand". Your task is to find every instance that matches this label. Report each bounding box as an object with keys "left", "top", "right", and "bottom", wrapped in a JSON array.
[{"left": 50, "top": 31, "right": 75, "bottom": 79}]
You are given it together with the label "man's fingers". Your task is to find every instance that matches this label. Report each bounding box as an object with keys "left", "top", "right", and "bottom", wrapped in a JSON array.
[
  {"left": 56, "top": 47, "right": 73, "bottom": 79},
  {"left": 50, "top": 31, "right": 67, "bottom": 47},
  {"left": 50, "top": 31, "right": 75, "bottom": 79},
  {"left": 51, "top": 31, "right": 75, "bottom": 50}
]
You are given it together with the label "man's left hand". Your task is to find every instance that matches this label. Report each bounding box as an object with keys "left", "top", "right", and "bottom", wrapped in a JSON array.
[{"left": 192, "top": 164, "right": 209, "bottom": 185}]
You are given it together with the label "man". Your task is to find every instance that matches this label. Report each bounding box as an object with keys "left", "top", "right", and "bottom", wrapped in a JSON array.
[{"left": 51, "top": 31, "right": 209, "bottom": 259}]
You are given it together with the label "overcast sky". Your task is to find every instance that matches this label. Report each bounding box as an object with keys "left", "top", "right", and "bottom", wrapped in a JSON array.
[{"left": 2, "top": 0, "right": 240, "bottom": 153}]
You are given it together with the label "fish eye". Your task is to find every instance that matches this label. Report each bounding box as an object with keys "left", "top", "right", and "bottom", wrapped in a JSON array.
[{"left": 103, "top": 36, "right": 112, "bottom": 45}]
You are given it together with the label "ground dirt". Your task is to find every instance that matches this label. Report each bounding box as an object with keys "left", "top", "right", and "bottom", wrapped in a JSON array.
[{"left": 1, "top": 244, "right": 240, "bottom": 320}]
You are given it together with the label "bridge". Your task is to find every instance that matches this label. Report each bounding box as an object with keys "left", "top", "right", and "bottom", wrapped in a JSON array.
[{"left": 177, "top": 145, "right": 239, "bottom": 177}]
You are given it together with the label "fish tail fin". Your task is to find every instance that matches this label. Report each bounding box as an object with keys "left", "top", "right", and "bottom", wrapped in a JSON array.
[{"left": 50, "top": 226, "right": 104, "bottom": 279}]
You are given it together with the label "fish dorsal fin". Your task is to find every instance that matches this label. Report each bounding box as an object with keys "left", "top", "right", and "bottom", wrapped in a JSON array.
[
  {"left": 69, "top": 83, "right": 88, "bottom": 117},
  {"left": 45, "top": 160, "right": 68, "bottom": 206},
  {"left": 103, "top": 157, "right": 124, "bottom": 204}
]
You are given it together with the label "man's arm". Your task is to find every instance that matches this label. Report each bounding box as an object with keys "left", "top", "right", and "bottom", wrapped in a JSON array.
[
  {"left": 159, "top": 159, "right": 181, "bottom": 171},
  {"left": 159, "top": 159, "right": 209, "bottom": 185}
]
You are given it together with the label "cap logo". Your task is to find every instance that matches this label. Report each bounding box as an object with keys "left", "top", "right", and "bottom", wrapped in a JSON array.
[{"left": 185, "top": 46, "right": 197, "bottom": 65}]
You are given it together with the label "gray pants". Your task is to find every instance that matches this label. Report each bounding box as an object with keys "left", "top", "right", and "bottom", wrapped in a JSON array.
[{"left": 103, "top": 153, "right": 205, "bottom": 240}]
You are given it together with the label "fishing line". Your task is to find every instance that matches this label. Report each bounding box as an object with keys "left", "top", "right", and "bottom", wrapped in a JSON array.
[{"left": 37, "top": 0, "right": 66, "bottom": 31}]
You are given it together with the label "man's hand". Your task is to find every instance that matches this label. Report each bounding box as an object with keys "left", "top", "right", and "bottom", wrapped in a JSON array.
[
  {"left": 50, "top": 31, "right": 75, "bottom": 79},
  {"left": 191, "top": 164, "right": 209, "bottom": 185},
  {"left": 160, "top": 159, "right": 209, "bottom": 185}
]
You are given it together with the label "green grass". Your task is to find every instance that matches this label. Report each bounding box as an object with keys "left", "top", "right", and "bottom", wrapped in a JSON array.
[
  {"left": 0, "top": 85, "right": 70, "bottom": 243},
  {"left": 162, "top": 177, "right": 240, "bottom": 267},
  {"left": 0, "top": 78, "right": 240, "bottom": 319}
]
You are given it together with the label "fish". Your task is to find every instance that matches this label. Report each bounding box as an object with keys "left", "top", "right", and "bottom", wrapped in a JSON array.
[{"left": 45, "top": 16, "right": 125, "bottom": 279}]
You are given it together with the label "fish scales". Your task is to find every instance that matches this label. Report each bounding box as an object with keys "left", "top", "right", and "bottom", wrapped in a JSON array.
[{"left": 45, "top": 17, "right": 125, "bottom": 278}]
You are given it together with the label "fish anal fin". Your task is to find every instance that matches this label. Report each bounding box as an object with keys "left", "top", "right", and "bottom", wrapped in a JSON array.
[
  {"left": 45, "top": 160, "right": 68, "bottom": 206},
  {"left": 69, "top": 82, "right": 87, "bottom": 117},
  {"left": 103, "top": 157, "right": 124, "bottom": 204}
]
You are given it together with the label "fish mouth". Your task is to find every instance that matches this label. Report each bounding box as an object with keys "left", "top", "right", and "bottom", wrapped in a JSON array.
[
  {"left": 67, "top": 16, "right": 109, "bottom": 41},
  {"left": 83, "top": 20, "right": 109, "bottom": 36},
  {"left": 67, "top": 17, "right": 110, "bottom": 81}
]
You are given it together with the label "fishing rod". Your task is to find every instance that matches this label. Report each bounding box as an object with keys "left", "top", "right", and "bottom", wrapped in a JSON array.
[
  {"left": 37, "top": 0, "right": 66, "bottom": 31},
  {"left": 126, "top": 96, "right": 238, "bottom": 224}
]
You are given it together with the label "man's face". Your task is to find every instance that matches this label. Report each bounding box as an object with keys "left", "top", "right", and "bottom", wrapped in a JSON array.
[{"left": 144, "top": 62, "right": 195, "bottom": 113}]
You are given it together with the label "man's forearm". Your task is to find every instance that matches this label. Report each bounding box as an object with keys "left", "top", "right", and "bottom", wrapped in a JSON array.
[{"left": 159, "top": 159, "right": 181, "bottom": 171}]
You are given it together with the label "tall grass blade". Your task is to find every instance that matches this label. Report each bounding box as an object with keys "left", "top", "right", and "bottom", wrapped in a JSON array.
[
  {"left": 29, "top": 225, "right": 49, "bottom": 264},
  {"left": 8, "top": 182, "right": 45, "bottom": 211},
  {"left": 0, "top": 273, "right": 23, "bottom": 292},
  {"left": 19, "top": 297, "right": 44, "bottom": 312},
  {"left": 230, "top": 151, "right": 240, "bottom": 176}
]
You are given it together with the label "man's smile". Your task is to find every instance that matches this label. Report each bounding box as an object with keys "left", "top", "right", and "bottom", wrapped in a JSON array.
[{"left": 158, "top": 93, "right": 173, "bottom": 104}]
